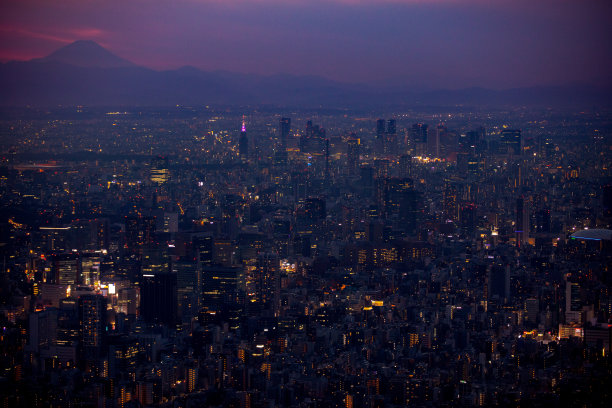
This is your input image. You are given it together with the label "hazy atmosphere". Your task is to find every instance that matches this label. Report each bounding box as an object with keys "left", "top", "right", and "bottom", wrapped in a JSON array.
[{"left": 2, "top": 0, "right": 611, "bottom": 89}]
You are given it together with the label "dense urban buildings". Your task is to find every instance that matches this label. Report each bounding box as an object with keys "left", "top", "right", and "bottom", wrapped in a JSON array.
[{"left": 0, "top": 105, "right": 610, "bottom": 407}]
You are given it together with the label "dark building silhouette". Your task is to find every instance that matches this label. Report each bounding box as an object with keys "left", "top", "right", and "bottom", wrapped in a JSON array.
[
  {"left": 239, "top": 119, "right": 248, "bottom": 160},
  {"left": 125, "top": 215, "right": 156, "bottom": 253},
  {"left": 516, "top": 197, "right": 530, "bottom": 247},
  {"left": 347, "top": 136, "right": 360, "bottom": 175},
  {"left": 140, "top": 273, "right": 177, "bottom": 326},
  {"left": 500, "top": 129, "right": 522, "bottom": 155},
  {"left": 385, "top": 119, "right": 397, "bottom": 154},
  {"left": 411, "top": 123, "right": 428, "bottom": 156},
  {"left": 52, "top": 253, "right": 81, "bottom": 286},
  {"left": 78, "top": 294, "right": 107, "bottom": 363},
  {"left": 376, "top": 119, "right": 386, "bottom": 154},
  {"left": 279, "top": 117, "right": 291, "bottom": 149},
  {"left": 193, "top": 234, "right": 214, "bottom": 266}
]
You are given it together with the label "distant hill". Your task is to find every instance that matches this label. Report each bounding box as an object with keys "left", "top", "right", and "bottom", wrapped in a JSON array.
[
  {"left": 0, "top": 41, "right": 610, "bottom": 108},
  {"left": 33, "top": 40, "right": 134, "bottom": 68}
]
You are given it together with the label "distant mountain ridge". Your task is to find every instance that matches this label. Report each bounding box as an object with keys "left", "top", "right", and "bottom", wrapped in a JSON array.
[
  {"left": 32, "top": 40, "right": 134, "bottom": 68},
  {"left": 0, "top": 41, "right": 610, "bottom": 108}
]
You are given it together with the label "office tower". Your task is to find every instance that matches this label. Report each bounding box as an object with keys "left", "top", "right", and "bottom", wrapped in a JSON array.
[
  {"left": 488, "top": 264, "right": 510, "bottom": 303},
  {"left": 53, "top": 253, "right": 81, "bottom": 286},
  {"left": 174, "top": 259, "right": 201, "bottom": 321},
  {"left": 38, "top": 226, "right": 70, "bottom": 253},
  {"left": 399, "top": 154, "right": 412, "bottom": 178},
  {"left": 427, "top": 124, "right": 440, "bottom": 157},
  {"left": 603, "top": 184, "right": 612, "bottom": 220},
  {"left": 150, "top": 156, "right": 170, "bottom": 184},
  {"left": 81, "top": 253, "right": 101, "bottom": 286},
  {"left": 213, "top": 239, "right": 234, "bottom": 266},
  {"left": 535, "top": 208, "right": 551, "bottom": 233},
  {"left": 347, "top": 137, "right": 360, "bottom": 175},
  {"left": 140, "top": 273, "right": 177, "bottom": 326},
  {"left": 387, "top": 119, "right": 396, "bottom": 136},
  {"left": 28, "top": 308, "right": 58, "bottom": 354},
  {"left": 565, "top": 281, "right": 582, "bottom": 324},
  {"left": 78, "top": 294, "right": 107, "bottom": 362},
  {"left": 107, "top": 334, "right": 138, "bottom": 379},
  {"left": 162, "top": 212, "right": 178, "bottom": 233},
  {"left": 381, "top": 178, "right": 420, "bottom": 233},
  {"left": 500, "top": 129, "right": 522, "bottom": 155},
  {"left": 239, "top": 119, "right": 248, "bottom": 160},
  {"left": 193, "top": 234, "right": 214, "bottom": 266},
  {"left": 201, "top": 265, "right": 244, "bottom": 327},
  {"left": 384, "top": 119, "right": 397, "bottom": 155},
  {"left": 252, "top": 253, "right": 280, "bottom": 314},
  {"left": 360, "top": 166, "right": 375, "bottom": 196},
  {"left": 376, "top": 119, "right": 385, "bottom": 154},
  {"left": 516, "top": 197, "right": 529, "bottom": 247},
  {"left": 467, "top": 155, "right": 480, "bottom": 177},
  {"left": 411, "top": 123, "right": 428, "bottom": 156},
  {"left": 436, "top": 124, "right": 456, "bottom": 158},
  {"left": 325, "top": 138, "right": 330, "bottom": 179},
  {"left": 524, "top": 298, "right": 539, "bottom": 326},
  {"left": 279, "top": 117, "right": 291, "bottom": 149},
  {"left": 141, "top": 244, "right": 170, "bottom": 275},
  {"left": 460, "top": 203, "right": 477, "bottom": 237},
  {"left": 125, "top": 215, "right": 156, "bottom": 253},
  {"left": 459, "top": 130, "right": 479, "bottom": 154},
  {"left": 304, "top": 197, "right": 326, "bottom": 222}
]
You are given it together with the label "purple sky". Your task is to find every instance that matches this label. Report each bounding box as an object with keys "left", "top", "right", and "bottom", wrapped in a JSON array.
[{"left": 1, "top": 0, "right": 611, "bottom": 89}]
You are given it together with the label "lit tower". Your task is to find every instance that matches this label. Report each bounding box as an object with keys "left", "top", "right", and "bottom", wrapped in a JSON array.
[{"left": 239, "top": 118, "right": 248, "bottom": 161}]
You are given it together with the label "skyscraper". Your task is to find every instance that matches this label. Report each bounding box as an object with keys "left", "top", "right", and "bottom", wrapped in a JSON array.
[
  {"left": 516, "top": 197, "right": 530, "bottom": 247},
  {"left": 78, "top": 294, "right": 107, "bottom": 363},
  {"left": 239, "top": 119, "right": 248, "bottom": 161},
  {"left": 347, "top": 137, "right": 360, "bottom": 175},
  {"left": 150, "top": 156, "right": 170, "bottom": 184},
  {"left": 500, "top": 129, "right": 521, "bottom": 155},
  {"left": 384, "top": 119, "right": 397, "bottom": 155},
  {"left": 140, "top": 273, "right": 177, "bottom": 326},
  {"left": 376, "top": 119, "right": 385, "bottom": 155},
  {"left": 411, "top": 123, "right": 428, "bottom": 156},
  {"left": 279, "top": 117, "right": 291, "bottom": 149}
]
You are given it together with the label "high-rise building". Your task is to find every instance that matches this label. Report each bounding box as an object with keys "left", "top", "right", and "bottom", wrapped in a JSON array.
[
  {"left": 443, "top": 182, "right": 459, "bottom": 221},
  {"left": 516, "top": 197, "right": 530, "bottom": 247},
  {"left": 201, "top": 265, "right": 244, "bottom": 324},
  {"left": 239, "top": 119, "right": 248, "bottom": 160},
  {"left": 162, "top": 212, "right": 178, "bottom": 234},
  {"left": 252, "top": 253, "right": 280, "bottom": 314},
  {"left": 411, "top": 123, "right": 428, "bottom": 156},
  {"left": 524, "top": 298, "right": 539, "bottom": 326},
  {"left": 53, "top": 253, "right": 81, "bottom": 286},
  {"left": 347, "top": 137, "right": 360, "bottom": 175},
  {"left": 500, "top": 129, "right": 521, "bottom": 155},
  {"left": 174, "top": 259, "right": 201, "bottom": 321},
  {"left": 279, "top": 117, "right": 291, "bottom": 149},
  {"left": 140, "top": 273, "right": 177, "bottom": 326},
  {"left": 565, "top": 280, "right": 582, "bottom": 324},
  {"left": 150, "top": 156, "right": 170, "bottom": 184},
  {"left": 376, "top": 119, "right": 385, "bottom": 154},
  {"left": 387, "top": 119, "right": 396, "bottom": 136},
  {"left": 193, "top": 234, "right": 214, "bottom": 266},
  {"left": 381, "top": 178, "right": 420, "bottom": 233},
  {"left": 384, "top": 119, "right": 397, "bottom": 155},
  {"left": 125, "top": 215, "right": 156, "bottom": 253},
  {"left": 488, "top": 264, "right": 510, "bottom": 303},
  {"left": 78, "top": 294, "right": 107, "bottom": 362}
]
